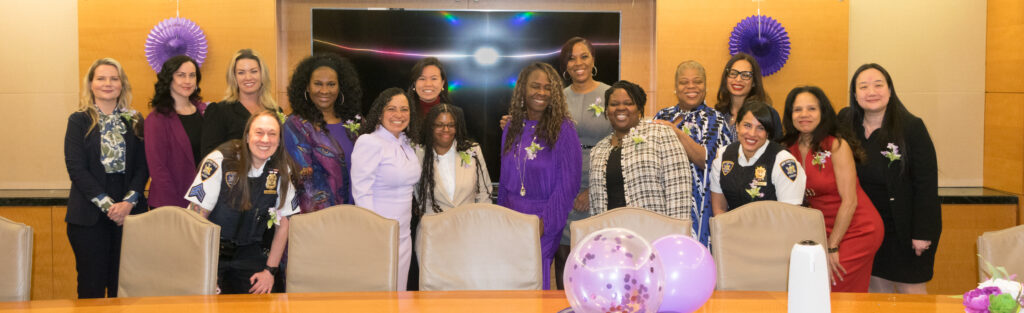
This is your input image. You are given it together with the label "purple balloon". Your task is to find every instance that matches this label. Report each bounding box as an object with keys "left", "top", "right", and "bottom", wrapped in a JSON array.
[
  {"left": 651, "top": 235, "right": 716, "bottom": 313},
  {"left": 564, "top": 228, "right": 664, "bottom": 313}
]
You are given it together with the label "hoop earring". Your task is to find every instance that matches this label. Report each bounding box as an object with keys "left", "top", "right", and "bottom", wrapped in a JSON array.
[
  {"left": 338, "top": 93, "right": 345, "bottom": 106},
  {"left": 562, "top": 71, "right": 570, "bottom": 81},
  {"left": 592, "top": 66, "right": 598, "bottom": 77},
  {"left": 304, "top": 91, "right": 310, "bottom": 102}
]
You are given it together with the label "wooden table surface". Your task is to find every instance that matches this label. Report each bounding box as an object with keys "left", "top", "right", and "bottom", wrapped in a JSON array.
[{"left": 0, "top": 290, "right": 963, "bottom": 312}]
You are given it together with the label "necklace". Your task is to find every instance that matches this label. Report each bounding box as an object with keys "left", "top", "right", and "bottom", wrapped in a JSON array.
[{"left": 514, "top": 122, "right": 536, "bottom": 196}]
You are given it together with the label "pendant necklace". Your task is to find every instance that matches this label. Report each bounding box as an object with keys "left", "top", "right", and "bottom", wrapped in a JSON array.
[{"left": 516, "top": 122, "right": 535, "bottom": 197}]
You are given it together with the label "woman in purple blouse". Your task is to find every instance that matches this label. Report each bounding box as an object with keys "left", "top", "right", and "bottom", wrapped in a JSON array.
[
  {"left": 283, "top": 54, "right": 363, "bottom": 212},
  {"left": 351, "top": 88, "right": 421, "bottom": 291},
  {"left": 498, "top": 62, "right": 582, "bottom": 290}
]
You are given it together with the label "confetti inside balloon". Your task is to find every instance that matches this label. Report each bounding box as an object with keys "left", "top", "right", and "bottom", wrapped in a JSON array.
[
  {"left": 729, "top": 15, "right": 790, "bottom": 76},
  {"left": 564, "top": 228, "right": 664, "bottom": 313},
  {"left": 145, "top": 17, "right": 208, "bottom": 72}
]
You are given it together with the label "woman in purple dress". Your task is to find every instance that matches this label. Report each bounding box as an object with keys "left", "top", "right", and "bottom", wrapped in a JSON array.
[
  {"left": 283, "top": 54, "right": 363, "bottom": 212},
  {"left": 351, "top": 88, "right": 420, "bottom": 291},
  {"left": 498, "top": 62, "right": 582, "bottom": 290}
]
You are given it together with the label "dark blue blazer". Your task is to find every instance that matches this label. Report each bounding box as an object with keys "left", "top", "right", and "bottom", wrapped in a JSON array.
[{"left": 64, "top": 111, "right": 149, "bottom": 226}]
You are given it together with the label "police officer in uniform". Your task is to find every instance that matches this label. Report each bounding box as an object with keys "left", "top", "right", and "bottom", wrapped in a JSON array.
[
  {"left": 184, "top": 111, "right": 299, "bottom": 294},
  {"left": 710, "top": 101, "right": 805, "bottom": 215}
]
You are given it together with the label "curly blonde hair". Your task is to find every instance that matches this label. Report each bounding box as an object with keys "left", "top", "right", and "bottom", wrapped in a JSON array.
[{"left": 503, "top": 62, "right": 571, "bottom": 154}]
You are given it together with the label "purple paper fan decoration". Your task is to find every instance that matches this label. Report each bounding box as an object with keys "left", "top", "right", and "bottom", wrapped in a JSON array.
[
  {"left": 145, "top": 17, "right": 208, "bottom": 72},
  {"left": 729, "top": 15, "right": 791, "bottom": 76}
]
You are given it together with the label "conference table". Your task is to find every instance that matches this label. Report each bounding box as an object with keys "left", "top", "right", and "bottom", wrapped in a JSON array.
[{"left": 0, "top": 290, "right": 963, "bottom": 312}]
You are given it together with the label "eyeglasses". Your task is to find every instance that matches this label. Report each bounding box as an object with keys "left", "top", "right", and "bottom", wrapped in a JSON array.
[
  {"left": 727, "top": 69, "right": 754, "bottom": 81},
  {"left": 434, "top": 123, "right": 456, "bottom": 130}
]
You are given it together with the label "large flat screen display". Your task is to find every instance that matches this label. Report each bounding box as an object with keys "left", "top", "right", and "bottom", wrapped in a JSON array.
[{"left": 312, "top": 9, "right": 621, "bottom": 181}]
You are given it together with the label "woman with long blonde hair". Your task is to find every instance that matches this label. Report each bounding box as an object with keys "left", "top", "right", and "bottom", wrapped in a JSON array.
[
  {"left": 497, "top": 62, "right": 581, "bottom": 290},
  {"left": 201, "top": 49, "right": 280, "bottom": 156},
  {"left": 63, "top": 58, "right": 148, "bottom": 298}
]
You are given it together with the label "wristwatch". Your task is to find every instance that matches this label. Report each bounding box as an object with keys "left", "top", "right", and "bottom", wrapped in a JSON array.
[
  {"left": 827, "top": 246, "right": 840, "bottom": 253},
  {"left": 264, "top": 265, "right": 279, "bottom": 276}
]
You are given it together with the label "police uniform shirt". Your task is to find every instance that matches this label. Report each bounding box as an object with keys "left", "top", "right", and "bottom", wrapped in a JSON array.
[
  {"left": 709, "top": 141, "right": 806, "bottom": 205},
  {"left": 183, "top": 150, "right": 299, "bottom": 218}
]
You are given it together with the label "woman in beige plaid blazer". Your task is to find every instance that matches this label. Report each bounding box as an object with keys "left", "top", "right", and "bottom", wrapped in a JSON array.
[{"left": 588, "top": 80, "right": 694, "bottom": 219}]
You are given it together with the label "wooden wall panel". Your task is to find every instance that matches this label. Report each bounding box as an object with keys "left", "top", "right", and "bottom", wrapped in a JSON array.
[
  {"left": 0, "top": 207, "right": 53, "bottom": 300},
  {"left": 79, "top": 0, "right": 279, "bottom": 117},
  {"left": 656, "top": 1, "right": 848, "bottom": 113},
  {"left": 985, "top": 0, "right": 1024, "bottom": 193},
  {"left": 986, "top": 0, "right": 1024, "bottom": 93},
  {"left": 983, "top": 93, "right": 1024, "bottom": 194},
  {"left": 927, "top": 204, "right": 1018, "bottom": 295}
]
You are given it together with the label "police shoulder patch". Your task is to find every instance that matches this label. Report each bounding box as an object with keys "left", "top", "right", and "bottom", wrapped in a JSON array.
[
  {"left": 722, "top": 161, "right": 735, "bottom": 176},
  {"left": 781, "top": 159, "right": 799, "bottom": 181},
  {"left": 200, "top": 159, "right": 219, "bottom": 181}
]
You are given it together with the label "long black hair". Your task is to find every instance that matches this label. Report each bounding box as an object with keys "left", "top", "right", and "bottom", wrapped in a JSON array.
[
  {"left": 845, "top": 63, "right": 910, "bottom": 153},
  {"left": 151, "top": 55, "right": 202, "bottom": 114},
  {"left": 287, "top": 53, "right": 363, "bottom": 135},
  {"left": 414, "top": 104, "right": 489, "bottom": 215},
  {"left": 358, "top": 88, "right": 418, "bottom": 141},
  {"left": 781, "top": 86, "right": 865, "bottom": 162}
]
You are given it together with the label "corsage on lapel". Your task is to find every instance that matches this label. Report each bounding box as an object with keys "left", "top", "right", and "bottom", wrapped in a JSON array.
[
  {"left": 811, "top": 151, "right": 831, "bottom": 170},
  {"left": 459, "top": 149, "right": 475, "bottom": 168},
  {"left": 881, "top": 142, "right": 902, "bottom": 166},
  {"left": 343, "top": 114, "right": 362, "bottom": 135}
]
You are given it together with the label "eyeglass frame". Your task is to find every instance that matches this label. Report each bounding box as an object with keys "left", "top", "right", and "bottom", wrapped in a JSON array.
[{"left": 726, "top": 69, "right": 754, "bottom": 81}]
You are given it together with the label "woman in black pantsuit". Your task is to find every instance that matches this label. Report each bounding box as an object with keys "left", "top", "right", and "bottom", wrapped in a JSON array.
[
  {"left": 63, "top": 58, "right": 148, "bottom": 298},
  {"left": 838, "top": 63, "right": 940, "bottom": 294}
]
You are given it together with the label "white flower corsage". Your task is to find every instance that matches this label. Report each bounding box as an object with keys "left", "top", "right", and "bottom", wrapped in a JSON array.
[
  {"left": 587, "top": 102, "right": 604, "bottom": 117},
  {"left": 745, "top": 179, "right": 765, "bottom": 200},
  {"left": 343, "top": 114, "right": 362, "bottom": 134},
  {"left": 267, "top": 208, "right": 281, "bottom": 229},
  {"left": 459, "top": 150, "right": 475, "bottom": 168}
]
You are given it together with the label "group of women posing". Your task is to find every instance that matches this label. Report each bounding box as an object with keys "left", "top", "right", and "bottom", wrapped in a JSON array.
[{"left": 64, "top": 35, "right": 939, "bottom": 298}]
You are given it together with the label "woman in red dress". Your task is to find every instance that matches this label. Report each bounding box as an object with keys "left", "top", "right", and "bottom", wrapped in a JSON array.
[{"left": 781, "top": 86, "right": 884, "bottom": 292}]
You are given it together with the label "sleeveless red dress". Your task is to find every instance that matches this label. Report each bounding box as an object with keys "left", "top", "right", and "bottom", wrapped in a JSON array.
[{"left": 789, "top": 136, "right": 884, "bottom": 292}]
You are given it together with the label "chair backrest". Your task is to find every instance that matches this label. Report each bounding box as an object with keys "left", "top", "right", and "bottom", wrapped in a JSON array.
[
  {"left": 710, "top": 201, "right": 827, "bottom": 291},
  {"left": 416, "top": 203, "right": 542, "bottom": 291},
  {"left": 0, "top": 216, "right": 32, "bottom": 302},
  {"left": 118, "top": 206, "right": 220, "bottom": 297},
  {"left": 569, "top": 207, "right": 692, "bottom": 247},
  {"left": 977, "top": 224, "right": 1024, "bottom": 282},
  {"left": 287, "top": 205, "right": 399, "bottom": 292}
]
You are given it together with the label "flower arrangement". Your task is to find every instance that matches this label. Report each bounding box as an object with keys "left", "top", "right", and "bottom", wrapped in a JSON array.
[
  {"left": 881, "top": 142, "right": 902, "bottom": 166},
  {"left": 811, "top": 151, "right": 831, "bottom": 170},
  {"left": 962, "top": 257, "right": 1022, "bottom": 313},
  {"left": 343, "top": 114, "right": 362, "bottom": 134}
]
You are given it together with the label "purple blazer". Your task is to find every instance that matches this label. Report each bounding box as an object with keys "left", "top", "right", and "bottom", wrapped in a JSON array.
[{"left": 144, "top": 102, "right": 207, "bottom": 208}]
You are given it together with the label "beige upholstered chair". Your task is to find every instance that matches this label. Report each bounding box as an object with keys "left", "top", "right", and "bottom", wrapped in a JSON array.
[
  {"left": 416, "top": 203, "right": 542, "bottom": 291},
  {"left": 710, "top": 201, "right": 827, "bottom": 291},
  {"left": 0, "top": 216, "right": 32, "bottom": 302},
  {"left": 287, "top": 205, "right": 399, "bottom": 292},
  {"left": 569, "top": 207, "right": 692, "bottom": 248},
  {"left": 977, "top": 224, "right": 1024, "bottom": 282},
  {"left": 118, "top": 206, "right": 220, "bottom": 297}
]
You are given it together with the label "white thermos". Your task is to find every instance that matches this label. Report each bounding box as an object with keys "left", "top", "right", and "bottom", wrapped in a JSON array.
[{"left": 787, "top": 240, "right": 831, "bottom": 313}]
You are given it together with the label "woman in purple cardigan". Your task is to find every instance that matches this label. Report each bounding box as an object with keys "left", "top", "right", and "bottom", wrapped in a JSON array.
[
  {"left": 498, "top": 62, "right": 582, "bottom": 290},
  {"left": 145, "top": 55, "right": 207, "bottom": 208}
]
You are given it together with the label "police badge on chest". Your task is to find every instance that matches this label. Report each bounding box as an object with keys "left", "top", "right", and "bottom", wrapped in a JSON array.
[{"left": 265, "top": 169, "right": 278, "bottom": 195}]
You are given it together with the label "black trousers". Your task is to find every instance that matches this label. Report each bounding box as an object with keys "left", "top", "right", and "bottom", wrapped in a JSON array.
[
  {"left": 218, "top": 243, "right": 284, "bottom": 294},
  {"left": 67, "top": 174, "right": 126, "bottom": 299}
]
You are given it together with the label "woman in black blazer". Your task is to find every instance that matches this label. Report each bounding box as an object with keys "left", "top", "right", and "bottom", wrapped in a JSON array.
[
  {"left": 838, "top": 63, "right": 940, "bottom": 294},
  {"left": 63, "top": 58, "right": 148, "bottom": 298}
]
